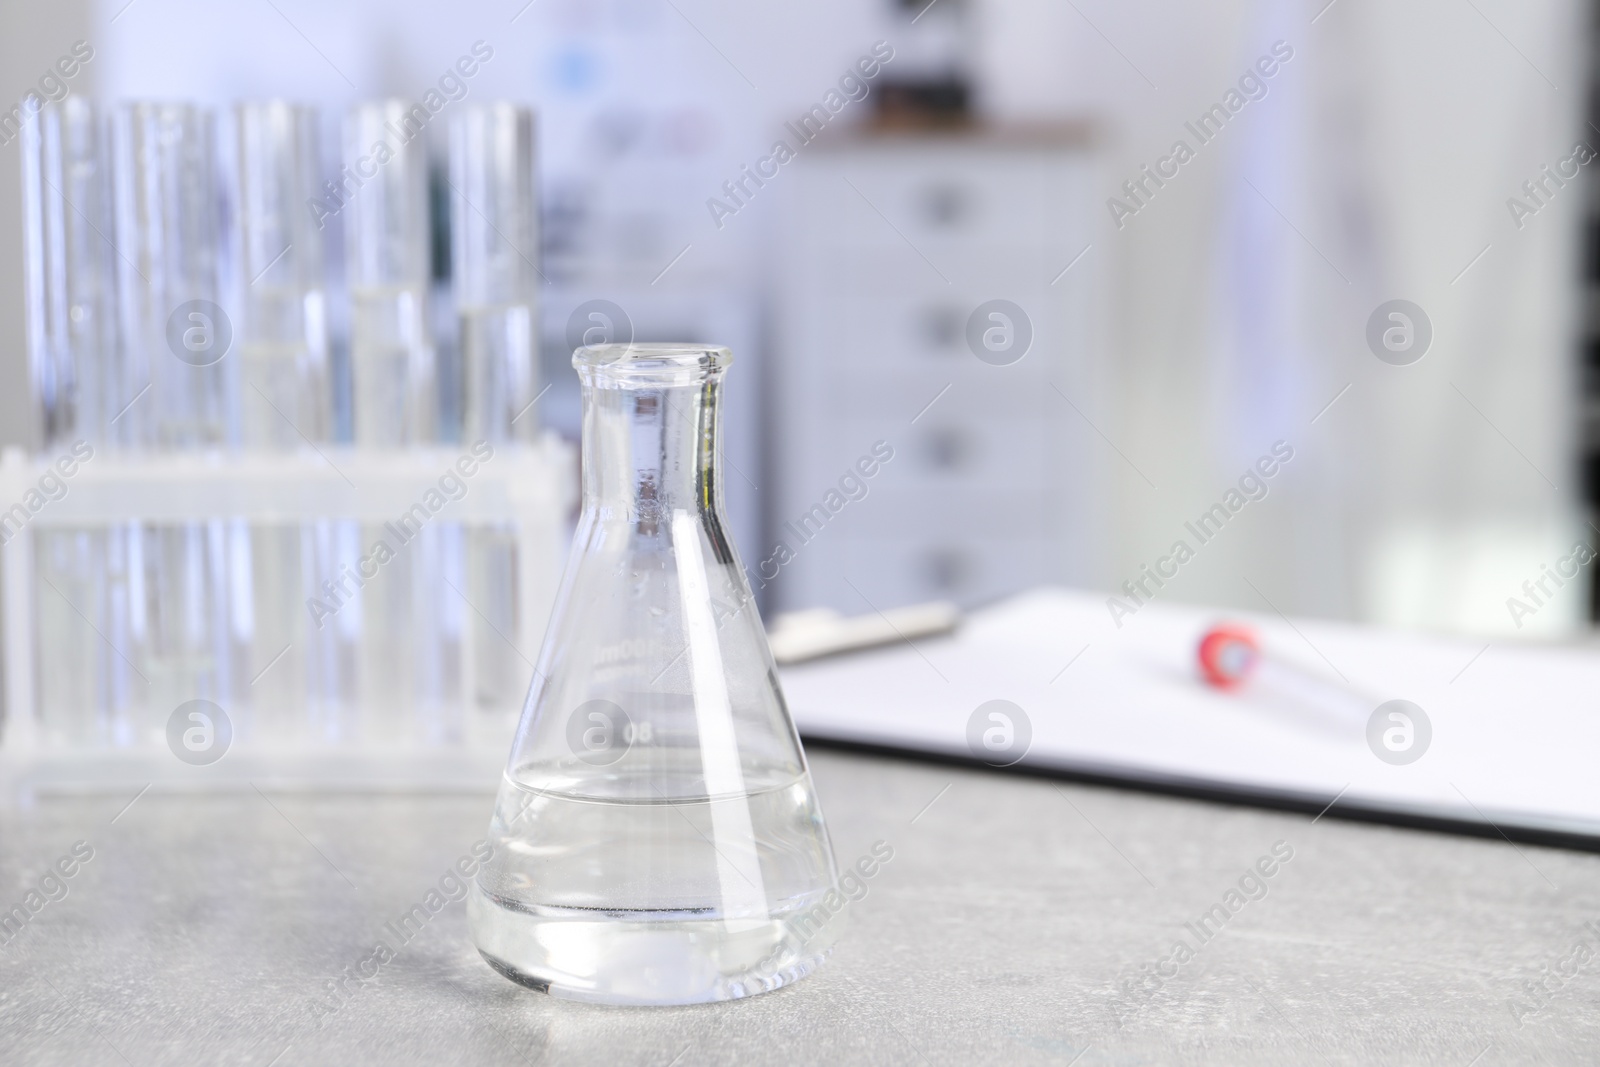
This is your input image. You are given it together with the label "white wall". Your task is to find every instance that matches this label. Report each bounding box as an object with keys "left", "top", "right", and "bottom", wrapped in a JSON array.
[
  {"left": 983, "top": 0, "right": 1587, "bottom": 635},
  {"left": 3, "top": 0, "right": 1588, "bottom": 635}
]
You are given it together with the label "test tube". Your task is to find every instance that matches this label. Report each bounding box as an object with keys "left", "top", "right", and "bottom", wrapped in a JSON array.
[
  {"left": 112, "top": 102, "right": 233, "bottom": 449},
  {"left": 450, "top": 102, "right": 539, "bottom": 444},
  {"left": 21, "top": 98, "right": 120, "bottom": 449},
  {"left": 234, "top": 103, "right": 332, "bottom": 745},
  {"left": 1196, "top": 622, "right": 1374, "bottom": 727},
  {"left": 235, "top": 101, "right": 330, "bottom": 448},
  {"left": 344, "top": 102, "right": 443, "bottom": 739},
  {"left": 22, "top": 100, "right": 141, "bottom": 749},
  {"left": 450, "top": 103, "right": 538, "bottom": 724},
  {"left": 112, "top": 103, "right": 234, "bottom": 740},
  {"left": 344, "top": 101, "right": 435, "bottom": 447}
]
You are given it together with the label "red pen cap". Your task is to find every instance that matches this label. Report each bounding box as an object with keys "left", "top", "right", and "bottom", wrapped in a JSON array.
[{"left": 1198, "top": 623, "right": 1260, "bottom": 689}]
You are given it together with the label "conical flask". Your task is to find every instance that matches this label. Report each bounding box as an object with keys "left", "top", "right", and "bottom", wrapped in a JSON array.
[{"left": 469, "top": 343, "right": 843, "bottom": 1004}]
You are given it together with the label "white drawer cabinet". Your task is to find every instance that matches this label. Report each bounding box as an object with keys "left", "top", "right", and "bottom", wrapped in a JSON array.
[{"left": 771, "top": 128, "right": 1102, "bottom": 613}]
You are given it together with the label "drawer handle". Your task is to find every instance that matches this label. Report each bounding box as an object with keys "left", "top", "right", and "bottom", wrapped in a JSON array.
[
  {"left": 918, "top": 184, "right": 970, "bottom": 227},
  {"left": 921, "top": 548, "right": 970, "bottom": 591},
  {"left": 921, "top": 427, "right": 970, "bottom": 470},
  {"left": 917, "top": 305, "right": 964, "bottom": 351}
]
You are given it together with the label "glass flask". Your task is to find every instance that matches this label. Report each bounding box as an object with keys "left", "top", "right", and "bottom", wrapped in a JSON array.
[{"left": 470, "top": 343, "right": 843, "bottom": 1005}]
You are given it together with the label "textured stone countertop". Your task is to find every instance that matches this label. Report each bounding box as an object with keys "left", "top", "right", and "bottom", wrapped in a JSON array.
[{"left": 2, "top": 746, "right": 1597, "bottom": 1065}]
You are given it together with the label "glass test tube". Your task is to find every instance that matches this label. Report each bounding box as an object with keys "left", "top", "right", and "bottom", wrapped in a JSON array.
[
  {"left": 450, "top": 102, "right": 539, "bottom": 445},
  {"left": 22, "top": 98, "right": 120, "bottom": 449},
  {"left": 345, "top": 102, "right": 444, "bottom": 740},
  {"left": 345, "top": 101, "right": 435, "bottom": 447},
  {"left": 112, "top": 102, "right": 233, "bottom": 449},
  {"left": 139, "top": 518, "right": 233, "bottom": 719},
  {"left": 235, "top": 102, "right": 335, "bottom": 745},
  {"left": 451, "top": 103, "right": 539, "bottom": 727},
  {"left": 112, "top": 103, "right": 233, "bottom": 738},
  {"left": 22, "top": 100, "right": 141, "bottom": 748},
  {"left": 235, "top": 101, "right": 329, "bottom": 448}
]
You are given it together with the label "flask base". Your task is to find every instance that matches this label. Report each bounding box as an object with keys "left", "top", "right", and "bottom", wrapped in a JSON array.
[{"left": 469, "top": 891, "right": 836, "bottom": 1005}]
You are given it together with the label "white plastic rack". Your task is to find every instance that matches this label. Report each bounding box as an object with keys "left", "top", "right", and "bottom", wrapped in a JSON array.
[{"left": 0, "top": 437, "right": 575, "bottom": 799}]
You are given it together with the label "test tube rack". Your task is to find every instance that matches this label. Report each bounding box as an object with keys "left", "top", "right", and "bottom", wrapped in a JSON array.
[{"left": 0, "top": 437, "right": 574, "bottom": 801}]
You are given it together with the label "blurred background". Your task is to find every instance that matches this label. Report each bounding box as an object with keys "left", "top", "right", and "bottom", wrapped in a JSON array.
[{"left": 0, "top": 0, "right": 1593, "bottom": 767}]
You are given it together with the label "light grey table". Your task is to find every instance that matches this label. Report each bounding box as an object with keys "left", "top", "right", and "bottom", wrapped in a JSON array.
[{"left": 2, "top": 746, "right": 1597, "bottom": 1066}]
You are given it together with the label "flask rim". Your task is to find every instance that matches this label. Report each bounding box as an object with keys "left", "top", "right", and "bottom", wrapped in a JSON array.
[{"left": 573, "top": 343, "right": 733, "bottom": 379}]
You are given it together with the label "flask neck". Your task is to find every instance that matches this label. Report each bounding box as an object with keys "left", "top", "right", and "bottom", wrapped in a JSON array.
[{"left": 579, "top": 370, "right": 725, "bottom": 527}]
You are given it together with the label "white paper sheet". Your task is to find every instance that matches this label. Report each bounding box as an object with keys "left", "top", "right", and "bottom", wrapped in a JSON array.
[{"left": 780, "top": 588, "right": 1600, "bottom": 843}]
